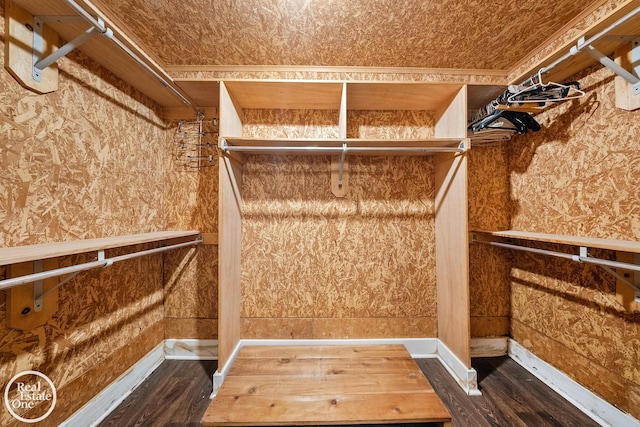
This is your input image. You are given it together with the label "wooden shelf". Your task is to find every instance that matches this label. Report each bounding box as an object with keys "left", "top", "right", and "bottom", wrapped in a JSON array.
[
  {"left": 473, "top": 230, "right": 640, "bottom": 253},
  {"left": 0, "top": 231, "right": 200, "bottom": 266},
  {"left": 12, "top": 0, "right": 189, "bottom": 107},
  {"left": 510, "top": 2, "right": 640, "bottom": 85},
  {"left": 224, "top": 80, "right": 344, "bottom": 110},
  {"left": 347, "top": 82, "right": 464, "bottom": 111},
  {"left": 221, "top": 137, "right": 466, "bottom": 155}
]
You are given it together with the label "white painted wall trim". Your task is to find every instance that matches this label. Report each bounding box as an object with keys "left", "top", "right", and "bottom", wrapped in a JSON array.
[
  {"left": 437, "top": 340, "right": 481, "bottom": 396},
  {"left": 212, "top": 339, "right": 244, "bottom": 397},
  {"left": 509, "top": 339, "right": 640, "bottom": 427},
  {"left": 471, "top": 337, "right": 508, "bottom": 357},
  {"left": 60, "top": 343, "right": 164, "bottom": 427},
  {"left": 165, "top": 339, "right": 218, "bottom": 360}
]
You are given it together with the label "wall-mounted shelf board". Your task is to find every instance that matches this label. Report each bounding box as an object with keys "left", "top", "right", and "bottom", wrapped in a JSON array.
[
  {"left": 11, "top": 0, "right": 188, "bottom": 107},
  {"left": 472, "top": 229, "right": 640, "bottom": 313},
  {"left": 473, "top": 230, "right": 640, "bottom": 253},
  {"left": 510, "top": 1, "right": 640, "bottom": 85},
  {"left": 0, "top": 230, "right": 200, "bottom": 266}
]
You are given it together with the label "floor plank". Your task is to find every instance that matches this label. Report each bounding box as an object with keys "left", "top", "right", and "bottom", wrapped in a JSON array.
[
  {"left": 98, "top": 360, "right": 217, "bottom": 427},
  {"left": 220, "top": 372, "right": 432, "bottom": 396},
  {"left": 417, "top": 357, "right": 602, "bottom": 427},
  {"left": 228, "top": 355, "right": 420, "bottom": 377}
]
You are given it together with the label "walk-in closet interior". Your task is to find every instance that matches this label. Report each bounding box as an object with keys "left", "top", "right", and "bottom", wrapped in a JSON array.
[{"left": 1, "top": 0, "right": 640, "bottom": 426}]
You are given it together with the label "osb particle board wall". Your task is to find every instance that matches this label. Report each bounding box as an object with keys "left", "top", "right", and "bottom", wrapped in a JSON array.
[
  {"left": 468, "top": 145, "right": 511, "bottom": 337},
  {"left": 239, "top": 109, "right": 438, "bottom": 339},
  {"left": 163, "top": 118, "right": 218, "bottom": 340},
  {"left": 0, "top": 0, "right": 209, "bottom": 423},
  {"left": 0, "top": 34, "right": 164, "bottom": 427},
  {"left": 505, "top": 64, "right": 640, "bottom": 418}
]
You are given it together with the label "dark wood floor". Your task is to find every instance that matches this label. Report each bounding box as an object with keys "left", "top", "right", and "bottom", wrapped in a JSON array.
[
  {"left": 99, "top": 360, "right": 218, "bottom": 427},
  {"left": 99, "top": 356, "right": 600, "bottom": 427}
]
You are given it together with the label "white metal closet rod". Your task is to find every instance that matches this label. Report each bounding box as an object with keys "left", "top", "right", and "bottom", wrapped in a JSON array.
[
  {"left": 63, "top": 0, "right": 195, "bottom": 110},
  {"left": 520, "top": 5, "right": 640, "bottom": 87},
  {"left": 222, "top": 145, "right": 464, "bottom": 154},
  {"left": 478, "top": 239, "right": 640, "bottom": 274},
  {"left": 0, "top": 237, "right": 202, "bottom": 291}
]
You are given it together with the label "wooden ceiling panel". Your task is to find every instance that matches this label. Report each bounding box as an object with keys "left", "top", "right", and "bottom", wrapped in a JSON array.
[{"left": 90, "top": 0, "right": 597, "bottom": 70}]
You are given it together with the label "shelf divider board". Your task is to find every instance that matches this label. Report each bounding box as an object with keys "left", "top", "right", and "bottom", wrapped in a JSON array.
[
  {"left": 332, "top": 82, "right": 349, "bottom": 197},
  {"left": 218, "top": 82, "right": 244, "bottom": 373},
  {"left": 434, "top": 85, "right": 471, "bottom": 369}
]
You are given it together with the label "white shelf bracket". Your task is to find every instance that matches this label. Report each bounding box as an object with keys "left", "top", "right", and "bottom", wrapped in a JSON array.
[
  {"left": 576, "top": 246, "right": 640, "bottom": 303},
  {"left": 579, "top": 36, "right": 640, "bottom": 96},
  {"left": 338, "top": 142, "right": 348, "bottom": 187},
  {"left": 32, "top": 15, "right": 113, "bottom": 82},
  {"left": 33, "top": 260, "right": 44, "bottom": 313}
]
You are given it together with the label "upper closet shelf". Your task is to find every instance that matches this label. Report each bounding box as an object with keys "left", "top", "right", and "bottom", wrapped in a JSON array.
[
  {"left": 10, "top": 0, "right": 194, "bottom": 108},
  {"left": 221, "top": 137, "right": 468, "bottom": 155},
  {"left": 222, "top": 80, "right": 466, "bottom": 111}
]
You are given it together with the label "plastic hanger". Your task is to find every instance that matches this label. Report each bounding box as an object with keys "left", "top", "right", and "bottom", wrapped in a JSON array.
[{"left": 507, "top": 69, "right": 585, "bottom": 104}]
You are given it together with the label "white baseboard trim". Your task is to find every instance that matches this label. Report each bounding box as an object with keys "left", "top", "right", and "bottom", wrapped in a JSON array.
[
  {"left": 212, "top": 339, "right": 245, "bottom": 397},
  {"left": 60, "top": 343, "right": 165, "bottom": 427},
  {"left": 471, "top": 337, "right": 508, "bottom": 357},
  {"left": 437, "top": 340, "right": 480, "bottom": 396},
  {"left": 509, "top": 339, "right": 640, "bottom": 427},
  {"left": 164, "top": 339, "right": 218, "bottom": 360},
  {"left": 212, "top": 338, "right": 479, "bottom": 396}
]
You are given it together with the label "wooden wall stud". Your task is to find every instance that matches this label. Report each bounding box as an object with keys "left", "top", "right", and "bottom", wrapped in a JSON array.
[
  {"left": 616, "top": 252, "right": 639, "bottom": 313},
  {"left": 614, "top": 39, "right": 640, "bottom": 111}
]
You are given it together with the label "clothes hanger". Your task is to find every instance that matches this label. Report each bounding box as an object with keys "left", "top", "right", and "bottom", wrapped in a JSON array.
[
  {"left": 507, "top": 69, "right": 585, "bottom": 104},
  {"left": 469, "top": 109, "right": 540, "bottom": 134}
]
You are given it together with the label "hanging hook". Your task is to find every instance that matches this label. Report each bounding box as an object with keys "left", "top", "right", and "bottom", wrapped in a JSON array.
[{"left": 537, "top": 68, "right": 547, "bottom": 87}]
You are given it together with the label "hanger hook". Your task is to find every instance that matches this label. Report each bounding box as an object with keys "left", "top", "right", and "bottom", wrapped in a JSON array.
[{"left": 537, "top": 68, "right": 547, "bottom": 87}]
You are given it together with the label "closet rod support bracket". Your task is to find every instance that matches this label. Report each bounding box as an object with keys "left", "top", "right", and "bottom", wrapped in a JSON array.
[
  {"left": 33, "top": 260, "right": 44, "bottom": 313},
  {"left": 579, "top": 37, "right": 640, "bottom": 95},
  {"left": 32, "top": 15, "right": 113, "bottom": 82},
  {"left": 338, "top": 142, "right": 348, "bottom": 186}
]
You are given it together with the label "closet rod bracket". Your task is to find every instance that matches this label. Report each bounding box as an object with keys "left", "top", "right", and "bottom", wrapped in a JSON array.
[
  {"left": 338, "top": 142, "right": 348, "bottom": 186},
  {"left": 32, "top": 15, "right": 113, "bottom": 82},
  {"left": 578, "top": 36, "right": 640, "bottom": 95}
]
